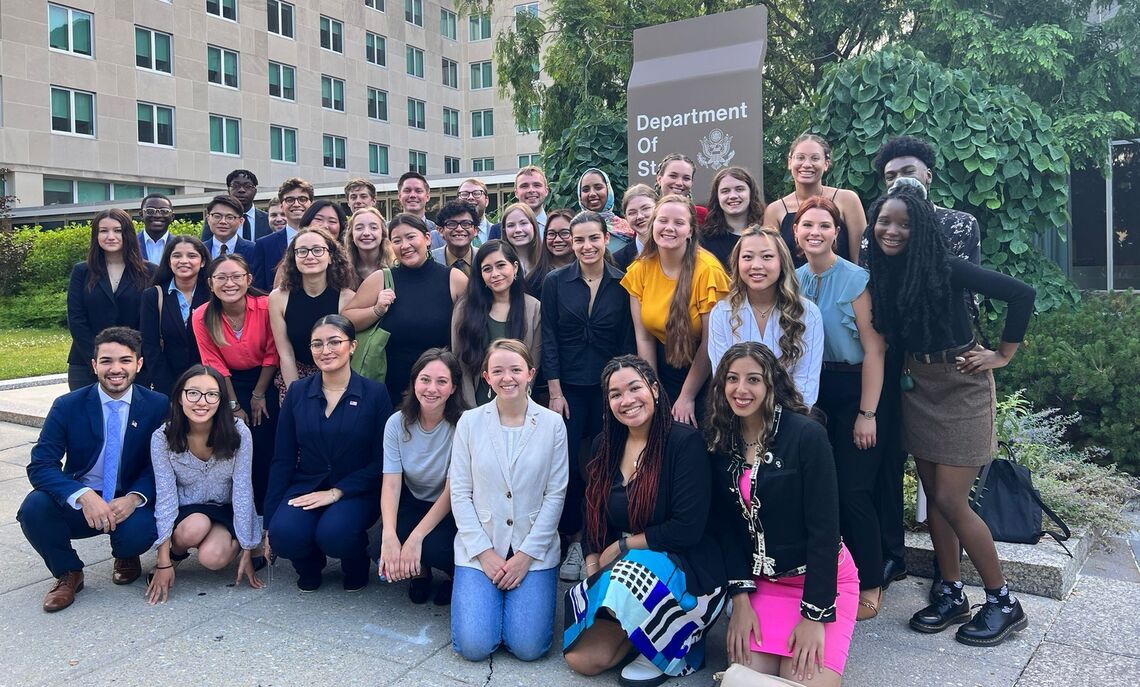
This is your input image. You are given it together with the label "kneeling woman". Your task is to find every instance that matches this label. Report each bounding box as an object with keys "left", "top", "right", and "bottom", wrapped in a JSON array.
[
  {"left": 707, "top": 343, "right": 855, "bottom": 686},
  {"left": 147, "top": 365, "right": 264, "bottom": 604},
  {"left": 265, "top": 315, "right": 394, "bottom": 592},
  {"left": 449, "top": 339, "right": 568, "bottom": 661},
  {"left": 564, "top": 355, "right": 725, "bottom": 686}
]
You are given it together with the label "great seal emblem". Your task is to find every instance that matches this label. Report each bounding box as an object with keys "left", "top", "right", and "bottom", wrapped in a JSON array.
[{"left": 697, "top": 128, "right": 735, "bottom": 169}]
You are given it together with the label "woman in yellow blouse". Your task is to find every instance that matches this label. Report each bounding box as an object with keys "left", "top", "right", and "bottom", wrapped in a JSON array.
[{"left": 622, "top": 194, "right": 729, "bottom": 426}]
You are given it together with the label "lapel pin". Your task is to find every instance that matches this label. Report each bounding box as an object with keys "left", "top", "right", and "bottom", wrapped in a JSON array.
[
  {"left": 349, "top": 400, "right": 358, "bottom": 406},
  {"left": 130, "top": 420, "right": 138, "bottom": 428}
]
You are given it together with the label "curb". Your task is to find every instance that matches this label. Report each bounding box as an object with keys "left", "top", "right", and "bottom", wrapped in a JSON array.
[{"left": 0, "top": 374, "right": 67, "bottom": 392}]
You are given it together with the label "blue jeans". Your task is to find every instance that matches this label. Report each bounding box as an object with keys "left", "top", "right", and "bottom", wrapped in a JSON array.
[{"left": 451, "top": 565, "right": 557, "bottom": 661}]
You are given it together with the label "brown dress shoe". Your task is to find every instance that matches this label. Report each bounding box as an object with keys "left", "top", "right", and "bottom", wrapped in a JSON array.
[
  {"left": 43, "top": 571, "right": 84, "bottom": 612},
  {"left": 112, "top": 556, "right": 142, "bottom": 585}
]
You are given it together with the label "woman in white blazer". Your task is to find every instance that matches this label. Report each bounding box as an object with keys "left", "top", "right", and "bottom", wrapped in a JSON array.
[{"left": 449, "top": 338, "right": 568, "bottom": 662}]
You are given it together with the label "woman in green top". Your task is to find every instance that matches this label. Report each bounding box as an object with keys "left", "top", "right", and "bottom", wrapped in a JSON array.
[{"left": 451, "top": 240, "right": 542, "bottom": 407}]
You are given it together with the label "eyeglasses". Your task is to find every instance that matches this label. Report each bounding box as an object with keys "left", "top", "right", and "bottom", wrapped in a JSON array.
[
  {"left": 142, "top": 208, "right": 173, "bottom": 217},
  {"left": 309, "top": 338, "right": 349, "bottom": 352},
  {"left": 211, "top": 272, "right": 248, "bottom": 283},
  {"left": 209, "top": 212, "right": 241, "bottom": 223},
  {"left": 443, "top": 219, "right": 476, "bottom": 230},
  {"left": 457, "top": 190, "right": 486, "bottom": 199},
  {"left": 548, "top": 230, "right": 572, "bottom": 240},
  {"left": 294, "top": 246, "right": 329, "bottom": 258},
  {"left": 182, "top": 389, "right": 221, "bottom": 404},
  {"left": 281, "top": 196, "right": 311, "bottom": 206}
]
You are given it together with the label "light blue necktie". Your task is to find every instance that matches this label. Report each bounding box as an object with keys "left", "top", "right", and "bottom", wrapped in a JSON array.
[{"left": 102, "top": 400, "right": 125, "bottom": 502}]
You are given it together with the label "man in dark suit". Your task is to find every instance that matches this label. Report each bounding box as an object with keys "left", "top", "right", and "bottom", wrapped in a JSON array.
[
  {"left": 488, "top": 165, "right": 549, "bottom": 240},
  {"left": 137, "top": 193, "right": 174, "bottom": 265},
  {"left": 202, "top": 170, "right": 271, "bottom": 242},
  {"left": 253, "top": 177, "right": 312, "bottom": 291},
  {"left": 18, "top": 327, "right": 167, "bottom": 612},
  {"left": 202, "top": 195, "right": 257, "bottom": 267}
]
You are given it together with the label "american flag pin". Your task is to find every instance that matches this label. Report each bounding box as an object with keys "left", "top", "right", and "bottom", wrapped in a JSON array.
[
  {"left": 349, "top": 400, "right": 358, "bottom": 406},
  {"left": 130, "top": 420, "right": 138, "bottom": 428}
]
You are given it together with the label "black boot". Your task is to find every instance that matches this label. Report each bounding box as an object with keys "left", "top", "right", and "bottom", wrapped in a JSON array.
[
  {"left": 956, "top": 595, "right": 1028, "bottom": 647},
  {"left": 882, "top": 558, "right": 908, "bottom": 591},
  {"left": 910, "top": 583, "right": 971, "bottom": 634}
]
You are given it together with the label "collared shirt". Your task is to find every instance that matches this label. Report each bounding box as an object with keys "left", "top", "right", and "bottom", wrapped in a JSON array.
[
  {"left": 540, "top": 260, "right": 633, "bottom": 386},
  {"left": 211, "top": 235, "right": 239, "bottom": 259},
  {"left": 475, "top": 218, "right": 492, "bottom": 247},
  {"left": 191, "top": 294, "right": 280, "bottom": 375},
  {"left": 535, "top": 208, "right": 547, "bottom": 238},
  {"left": 167, "top": 279, "right": 194, "bottom": 322},
  {"left": 141, "top": 232, "right": 170, "bottom": 265},
  {"left": 285, "top": 225, "right": 298, "bottom": 246},
  {"left": 439, "top": 246, "right": 474, "bottom": 274},
  {"left": 68, "top": 385, "right": 134, "bottom": 508}
]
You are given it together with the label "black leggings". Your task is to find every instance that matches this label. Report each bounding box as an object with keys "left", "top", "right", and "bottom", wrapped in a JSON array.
[
  {"left": 396, "top": 487, "right": 456, "bottom": 576},
  {"left": 558, "top": 383, "right": 603, "bottom": 535}
]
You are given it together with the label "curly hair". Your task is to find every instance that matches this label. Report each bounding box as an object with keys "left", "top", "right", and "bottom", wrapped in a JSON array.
[
  {"left": 703, "top": 167, "right": 765, "bottom": 238},
  {"left": 872, "top": 135, "right": 936, "bottom": 179},
  {"left": 279, "top": 227, "right": 353, "bottom": 293},
  {"left": 583, "top": 355, "right": 673, "bottom": 554},
  {"left": 639, "top": 194, "right": 706, "bottom": 367},
  {"left": 724, "top": 226, "right": 807, "bottom": 370},
  {"left": 704, "top": 342, "right": 809, "bottom": 456},
  {"left": 865, "top": 182, "right": 955, "bottom": 349}
]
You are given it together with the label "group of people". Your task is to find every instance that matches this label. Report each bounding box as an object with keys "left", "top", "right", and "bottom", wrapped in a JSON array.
[{"left": 23, "top": 134, "right": 1035, "bottom": 687}]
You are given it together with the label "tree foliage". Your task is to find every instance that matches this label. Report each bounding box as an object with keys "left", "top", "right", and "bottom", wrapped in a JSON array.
[{"left": 540, "top": 101, "right": 628, "bottom": 210}]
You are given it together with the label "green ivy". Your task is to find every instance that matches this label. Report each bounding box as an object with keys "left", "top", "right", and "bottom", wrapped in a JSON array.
[
  {"left": 812, "top": 47, "right": 1080, "bottom": 314},
  {"left": 540, "top": 101, "right": 629, "bottom": 211}
]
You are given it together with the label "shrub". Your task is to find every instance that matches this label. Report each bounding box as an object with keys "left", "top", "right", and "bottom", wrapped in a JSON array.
[
  {"left": 0, "top": 285, "right": 68, "bottom": 329},
  {"left": 540, "top": 100, "right": 628, "bottom": 211},
  {"left": 0, "top": 230, "right": 32, "bottom": 296},
  {"left": 995, "top": 292, "right": 1140, "bottom": 474},
  {"left": 15, "top": 224, "right": 90, "bottom": 290}
]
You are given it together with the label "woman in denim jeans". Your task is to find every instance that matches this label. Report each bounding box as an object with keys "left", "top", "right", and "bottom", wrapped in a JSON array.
[{"left": 448, "top": 339, "right": 569, "bottom": 661}]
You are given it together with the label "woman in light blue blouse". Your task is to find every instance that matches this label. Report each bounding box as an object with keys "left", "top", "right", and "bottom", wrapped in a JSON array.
[
  {"left": 146, "top": 365, "right": 263, "bottom": 604},
  {"left": 793, "top": 196, "right": 887, "bottom": 621},
  {"left": 708, "top": 225, "right": 823, "bottom": 406}
]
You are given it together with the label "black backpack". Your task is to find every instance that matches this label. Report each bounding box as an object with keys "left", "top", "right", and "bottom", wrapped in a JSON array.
[{"left": 970, "top": 443, "right": 1072, "bottom": 556}]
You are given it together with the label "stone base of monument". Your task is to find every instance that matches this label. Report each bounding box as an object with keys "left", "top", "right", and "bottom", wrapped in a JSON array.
[{"left": 903, "top": 528, "right": 1094, "bottom": 600}]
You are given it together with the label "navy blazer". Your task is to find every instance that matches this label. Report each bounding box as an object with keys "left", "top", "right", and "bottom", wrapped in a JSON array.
[
  {"left": 201, "top": 209, "right": 271, "bottom": 242},
  {"left": 66, "top": 262, "right": 156, "bottom": 365},
  {"left": 203, "top": 236, "right": 258, "bottom": 268},
  {"left": 138, "top": 283, "right": 210, "bottom": 395},
  {"left": 264, "top": 372, "right": 393, "bottom": 525},
  {"left": 27, "top": 384, "right": 168, "bottom": 507},
  {"left": 252, "top": 229, "right": 289, "bottom": 292}
]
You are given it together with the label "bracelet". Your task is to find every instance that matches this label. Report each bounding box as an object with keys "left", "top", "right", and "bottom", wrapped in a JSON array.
[
  {"left": 155, "top": 564, "right": 173, "bottom": 570},
  {"left": 549, "top": 395, "right": 563, "bottom": 401},
  {"left": 251, "top": 392, "right": 266, "bottom": 400},
  {"left": 618, "top": 537, "right": 629, "bottom": 555}
]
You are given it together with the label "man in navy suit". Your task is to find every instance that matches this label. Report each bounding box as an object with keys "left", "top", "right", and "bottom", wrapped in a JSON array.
[
  {"left": 488, "top": 165, "right": 549, "bottom": 240},
  {"left": 253, "top": 177, "right": 313, "bottom": 291},
  {"left": 18, "top": 327, "right": 168, "bottom": 612},
  {"left": 202, "top": 195, "right": 258, "bottom": 268},
  {"left": 137, "top": 193, "right": 174, "bottom": 264},
  {"left": 202, "top": 169, "right": 271, "bottom": 242}
]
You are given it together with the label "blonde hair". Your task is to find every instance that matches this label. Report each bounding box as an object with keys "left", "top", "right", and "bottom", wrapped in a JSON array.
[
  {"left": 345, "top": 207, "right": 394, "bottom": 285},
  {"left": 480, "top": 338, "right": 535, "bottom": 374},
  {"left": 515, "top": 165, "right": 547, "bottom": 185},
  {"left": 725, "top": 226, "right": 807, "bottom": 370},
  {"left": 621, "top": 184, "right": 658, "bottom": 214},
  {"left": 638, "top": 194, "right": 703, "bottom": 367},
  {"left": 499, "top": 202, "right": 543, "bottom": 272}
]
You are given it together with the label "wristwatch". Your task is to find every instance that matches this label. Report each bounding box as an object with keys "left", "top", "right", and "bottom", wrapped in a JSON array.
[
  {"left": 858, "top": 409, "right": 876, "bottom": 419},
  {"left": 229, "top": 400, "right": 240, "bottom": 411}
]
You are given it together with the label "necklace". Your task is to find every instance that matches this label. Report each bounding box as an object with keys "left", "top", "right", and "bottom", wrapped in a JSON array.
[
  {"left": 223, "top": 311, "right": 244, "bottom": 329},
  {"left": 753, "top": 303, "right": 775, "bottom": 318},
  {"left": 322, "top": 384, "right": 348, "bottom": 392}
]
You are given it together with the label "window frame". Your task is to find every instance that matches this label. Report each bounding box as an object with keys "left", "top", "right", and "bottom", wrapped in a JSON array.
[
  {"left": 136, "top": 101, "right": 175, "bottom": 147},
  {"left": 407, "top": 98, "right": 426, "bottom": 130},
  {"left": 471, "top": 109, "right": 494, "bottom": 138},
  {"left": 207, "top": 45, "right": 240, "bottom": 89},
  {"left": 270, "top": 124, "right": 298, "bottom": 163},
  {"left": 367, "top": 87, "right": 389, "bottom": 122},
  {"left": 408, "top": 149, "right": 428, "bottom": 175},
  {"left": 440, "top": 8, "right": 457, "bottom": 40},
  {"left": 405, "top": 45, "right": 425, "bottom": 78},
  {"left": 319, "top": 15, "right": 344, "bottom": 53},
  {"left": 365, "top": 0, "right": 385, "bottom": 12},
  {"left": 267, "top": 0, "right": 295, "bottom": 39},
  {"left": 468, "top": 13, "right": 491, "bottom": 41},
  {"left": 365, "top": 32, "right": 387, "bottom": 67},
  {"left": 205, "top": 0, "right": 238, "bottom": 22},
  {"left": 470, "top": 61, "right": 493, "bottom": 90},
  {"left": 321, "top": 75, "right": 346, "bottom": 112},
  {"left": 208, "top": 114, "right": 241, "bottom": 156},
  {"left": 404, "top": 0, "right": 424, "bottom": 27},
  {"left": 134, "top": 26, "right": 173, "bottom": 74},
  {"left": 50, "top": 85, "right": 96, "bottom": 137},
  {"left": 472, "top": 157, "right": 495, "bottom": 173},
  {"left": 442, "top": 57, "right": 458, "bottom": 89},
  {"left": 445, "top": 156, "right": 460, "bottom": 174},
  {"left": 48, "top": 4, "right": 94, "bottom": 58},
  {"left": 442, "top": 107, "right": 460, "bottom": 137},
  {"left": 268, "top": 61, "right": 296, "bottom": 101},
  {"left": 369, "top": 143, "right": 390, "bottom": 175},
  {"left": 322, "top": 134, "right": 347, "bottom": 170}
]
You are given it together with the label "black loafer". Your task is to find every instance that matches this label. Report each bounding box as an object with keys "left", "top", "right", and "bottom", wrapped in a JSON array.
[
  {"left": 408, "top": 572, "right": 433, "bottom": 604},
  {"left": 956, "top": 599, "right": 1028, "bottom": 647},
  {"left": 909, "top": 592, "right": 972, "bottom": 633},
  {"left": 881, "top": 558, "right": 908, "bottom": 590},
  {"left": 297, "top": 573, "right": 322, "bottom": 593}
]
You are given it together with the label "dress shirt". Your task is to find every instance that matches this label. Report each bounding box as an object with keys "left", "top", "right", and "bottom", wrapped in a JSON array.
[
  {"left": 211, "top": 235, "right": 239, "bottom": 259},
  {"left": 167, "top": 279, "right": 194, "bottom": 322},
  {"left": 142, "top": 232, "right": 170, "bottom": 265},
  {"left": 476, "top": 218, "right": 492, "bottom": 246},
  {"left": 540, "top": 261, "right": 633, "bottom": 386},
  {"left": 191, "top": 295, "right": 280, "bottom": 376},
  {"left": 68, "top": 385, "right": 134, "bottom": 508}
]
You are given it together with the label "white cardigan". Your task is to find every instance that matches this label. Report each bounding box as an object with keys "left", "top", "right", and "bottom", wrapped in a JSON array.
[{"left": 448, "top": 398, "right": 568, "bottom": 571}]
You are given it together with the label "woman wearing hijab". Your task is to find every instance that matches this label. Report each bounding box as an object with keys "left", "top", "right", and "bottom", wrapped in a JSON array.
[{"left": 578, "top": 168, "right": 635, "bottom": 253}]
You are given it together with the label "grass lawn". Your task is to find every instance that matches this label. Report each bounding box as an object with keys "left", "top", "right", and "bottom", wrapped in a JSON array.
[{"left": 0, "top": 328, "right": 70, "bottom": 380}]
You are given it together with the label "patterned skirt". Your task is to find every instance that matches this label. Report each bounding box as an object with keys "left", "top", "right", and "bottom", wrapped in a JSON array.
[{"left": 563, "top": 549, "right": 726, "bottom": 677}]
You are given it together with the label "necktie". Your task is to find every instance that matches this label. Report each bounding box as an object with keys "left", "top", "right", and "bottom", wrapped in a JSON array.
[
  {"left": 454, "top": 258, "right": 469, "bottom": 276},
  {"left": 219, "top": 243, "right": 229, "bottom": 257},
  {"left": 102, "top": 400, "right": 125, "bottom": 502},
  {"left": 242, "top": 215, "right": 252, "bottom": 241}
]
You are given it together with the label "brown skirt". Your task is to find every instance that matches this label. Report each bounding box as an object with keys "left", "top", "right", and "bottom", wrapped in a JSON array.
[{"left": 901, "top": 358, "right": 996, "bottom": 466}]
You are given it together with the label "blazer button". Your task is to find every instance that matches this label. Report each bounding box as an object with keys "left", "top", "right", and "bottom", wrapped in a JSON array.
[{"left": 506, "top": 519, "right": 513, "bottom": 526}]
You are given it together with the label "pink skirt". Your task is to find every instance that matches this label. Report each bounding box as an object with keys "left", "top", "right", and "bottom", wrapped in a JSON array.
[{"left": 746, "top": 544, "right": 860, "bottom": 676}]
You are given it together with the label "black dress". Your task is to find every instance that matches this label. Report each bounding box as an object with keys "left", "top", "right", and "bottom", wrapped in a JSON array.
[{"left": 382, "top": 260, "right": 456, "bottom": 404}]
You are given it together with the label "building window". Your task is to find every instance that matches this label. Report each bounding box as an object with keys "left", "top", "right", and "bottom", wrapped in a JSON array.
[
  {"left": 471, "top": 109, "right": 494, "bottom": 138},
  {"left": 366, "top": 32, "right": 386, "bottom": 66},
  {"left": 470, "top": 61, "right": 492, "bottom": 90},
  {"left": 517, "top": 105, "right": 541, "bottom": 133},
  {"left": 269, "top": 62, "right": 295, "bottom": 100},
  {"left": 369, "top": 143, "right": 389, "bottom": 175},
  {"left": 209, "top": 114, "right": 240, "bottom": 155},
  {"left": 43, "top": 179, "right": 179, "bottom": 205},
  {"left": 267, "top": 0, "right": 295, "bottom": 38},
  {"left": 368, "top": 88, "right": 389, "bottom": 121},
  {"left": 442, "top": 58, "right": 458, "bottom": 88},
  {"left": 323, "top": 134, "right": 347, "bottom": 169},
  {"left": 48, "top": 4, "right": 93, "bottom": 57},
  {"left": 440, "top": 8, "right": 457, "bottom": 39},
  {"left": 207, "top": 46, "right": 239, "bottom": 88},
  {"left": 321, "top": 76, "right": 346, "bottom": 111},
  {"left": 472, "top": 157, "right": 495, "bottom": 173},
  {"left": 137, "top": 102, "right": 174, "bottom": 146},
  {"left": 270, "top": 125, "right": 297, "bottom": 162},
  {"left": 409, "top": 150, "right": 427, "bottom": 174},
  {"left": 443, "top": 107, "right": 459, "bottom": 137},
  {"left": 407, "top": 98, "right": 426, "bottom": 130},
  {"left": 514, "top": 3, "right": 539, "bottom": 17},
  {"left": 518, "top": 153, "right": 541, "bottom": 167},
  {"left": 365, "top": 0, "right": 385, "bottom": 11},
  {"left": 206, "top": 0, "right": 237, "bottom": 21},
  {"left": 320, "top": 16, "right": 344, "bottom": 53},
  {"left": 135, "top": 27, "right": 172, "bottom": 73},
  {"left": 468, "top": 13, "right": 491, "bottom": 41},
  {"left": 445, "top": 156, "right": 460, "bottom": 174},
  {"left": 406, "top": 46, "right": 424, "bottom": 78},
  {"left": 50, "top": 86, "right": 95, "bottom": 136},
  {"left": 404, "top": 0, "right": 423, "bottom": 26}
]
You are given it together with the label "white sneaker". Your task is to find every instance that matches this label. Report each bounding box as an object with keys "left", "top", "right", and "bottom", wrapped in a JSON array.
[
  {"left": 619, "top": 654, "right": 668, "bottom": 687},
  {"left": 559, "top": 541, "right": 585, "bottom": 581}
]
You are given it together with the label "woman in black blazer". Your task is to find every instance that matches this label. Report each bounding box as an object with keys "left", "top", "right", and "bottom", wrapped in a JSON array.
[
  {"left": 563, "top": 355, "right": 726, "bottom": 685},
  {"left": 66, "top": 208, "right": 155, "bottom": 390},
  {"left": 139, "top": 236, "right": 211, "bottom": 396},
  {"left": 265, "top": 314, "right": 394, "bottom": 592}
]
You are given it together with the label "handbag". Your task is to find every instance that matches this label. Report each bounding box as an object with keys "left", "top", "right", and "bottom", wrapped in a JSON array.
[
  {"left": 970, "top": 442, "right": 1072, "bottom": 555},
  {"left": 350, "top": 267, "right": 394, "bottom": 383},
  {"left": 715, "top": 664, "right": 804, "bottom": 687}
]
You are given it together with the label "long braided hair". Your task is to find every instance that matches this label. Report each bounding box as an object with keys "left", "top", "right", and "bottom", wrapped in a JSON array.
[
  {"left": 865, "top": 181, "right": 955, "bottom": 349},
  {"left": 584, "top": 356, "right": 673, "bottom": 554}
]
